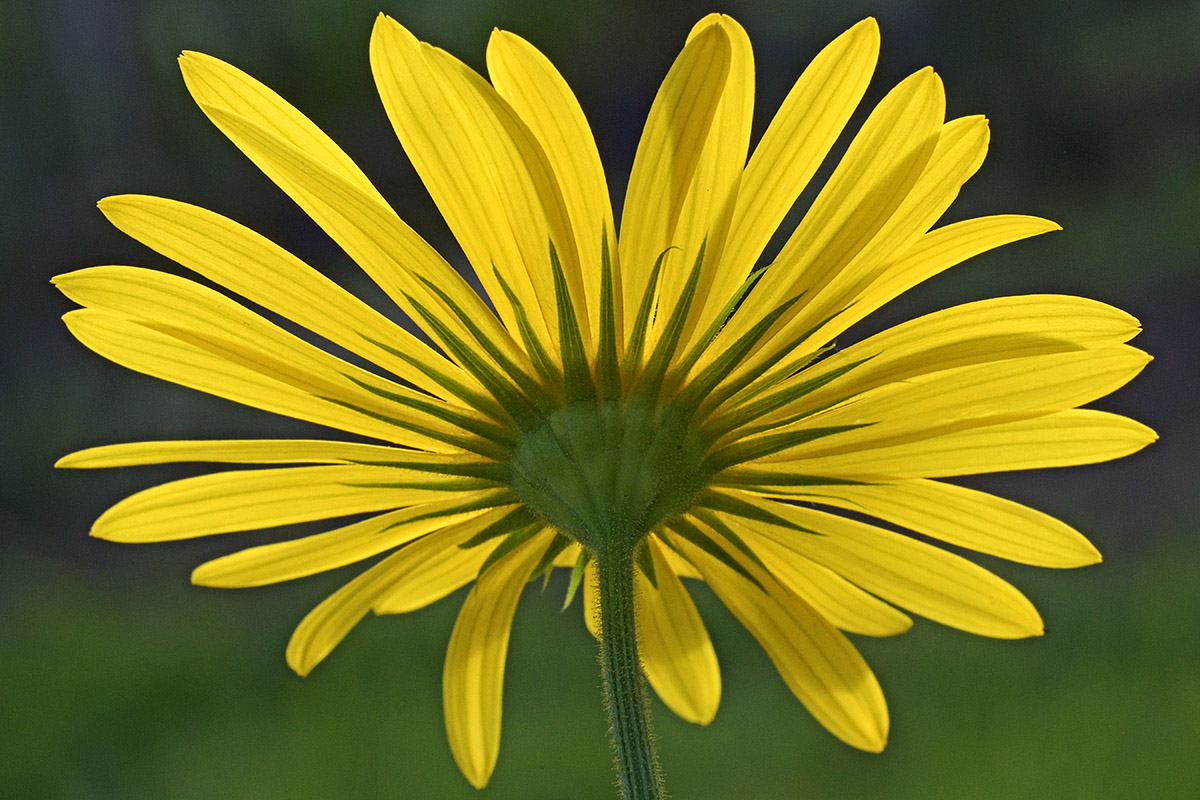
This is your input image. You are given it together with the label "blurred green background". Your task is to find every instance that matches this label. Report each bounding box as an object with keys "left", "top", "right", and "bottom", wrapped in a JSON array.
[{"left": 3, "top": 0, "right": 1197, "bottom": 797}]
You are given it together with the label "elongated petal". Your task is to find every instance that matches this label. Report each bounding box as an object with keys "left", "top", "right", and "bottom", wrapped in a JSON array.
[
  {"left": 750, "top": 293, "right": 1142, "bottom": 423},
  {"left": 285, "top": 550, "right": 408, "bottom": 677},
  {"left": 656, "top": 537, "right": 702, "bottom": 579},
  {"left": 618, "top": 20, "right": 731, "bottom": 338},
  {"left": 777, "top": 409, "right": 1157, "bottom": 479},
  {"left": 582, "top": 560, "right": 600, "bottom": 639},
  {"left": 179, "top": 52, "right": 511, "bottom": 363},
  {"left": 444, "top": 530, "right": 552, "bottom": 788},
  {"left": 663, "top": 14, "right": 753, "bottom": 354},
  {"left": 716, "top": 67, "right": 944, "bottom": 377},
  {"left": 487, "top": 29, "right": 618, "bottom": 344},
  {"left": 822, "top": 214, "right": 1062, "bottom": 342},
  {"left": 791, "top": 115, "right": 991, "bottom": 341},
  {"left": 798, "top": 480, "right": 1101, "bottom": 567},
  {"left": 91, "top": 464, "right": 489, "bottom": 542},
  {"left": 636, "top": 537, "right": 721, "bottom": 724},
  {"left": 192, "top": 500, "right": 507, "bottom": 587},
  {"left": 98, "top": 194, "right": 471, "bottom": 403},
  {"left": 668, "top": 530, "right": 889, "bottom": 751},
  {"left": 710, "top": 18, "right": 878, "bottom": 327},
  {"left": 197, "top": 101, "right": 523, "bottom": 376},
  {"left": 179, "top": 50, "right": 385, "bottom": 199},
  {"left": 759, "top": 346, "right": 1150, "bottom": 457},
  {"left": 372, "top": 15, "right": 585, "bottom": 353},
  {"left": 739, "top": 530, "right": 912, "bottom": 636},
  {"left": 61, "top": 309, "right": 454, "bottom": 449},
  {"left": 285, "top": 513, "right": 509, "bottom": 677},
  {"left": 55, "top": 269, "right": 491, "bottom": 453},
  {"left": 721, "top": 493, "right": 1045, "bottom": 638},
  {"left": 373, "top": 510, "right": 522, "bottom": 613},
  {"left": 55, "top": 439, "right": 493, "bottom": 470}
]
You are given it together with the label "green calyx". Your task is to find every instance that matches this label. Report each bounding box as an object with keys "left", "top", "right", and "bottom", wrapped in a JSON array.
[{"left": 507, "top": 398, "right": 711, "bottom": 555}]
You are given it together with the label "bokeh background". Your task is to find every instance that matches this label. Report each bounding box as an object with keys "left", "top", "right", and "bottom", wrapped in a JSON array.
[{"left": 3, "top": 0, "right": 1197, "bottom": 797}]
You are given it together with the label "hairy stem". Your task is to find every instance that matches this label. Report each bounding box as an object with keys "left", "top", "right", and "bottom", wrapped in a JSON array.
[{"left": 595, "top": 539, "right": 664, "bottom": 800}]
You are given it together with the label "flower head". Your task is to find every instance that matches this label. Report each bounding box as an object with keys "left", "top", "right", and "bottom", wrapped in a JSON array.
[{"left": 57, "top": 13, "right": 1154, "bottom": 791}]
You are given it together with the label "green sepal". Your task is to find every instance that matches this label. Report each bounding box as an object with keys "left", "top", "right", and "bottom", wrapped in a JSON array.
[
  {"left": 549, "top": 241, "right": 596, "bottom": 402},
  {"left": 458, "top": 505, "right": 539, "bottom": 549},
  {"left": 476, "top": 524, "right": 541, "bottom": 578},
  {"left": 695, "top": 488, "right": 815, "bottom": 535},
  {"left": 634, "top": 538, "right": 658, "bottom": 588},
  {"left": 341, "top": 372, "right": 516, "bottom": 446},
  {"left": 670, "top": 294, "right": 800, "bottom": 422},
  {"left": 357, "top": 332, "right": 511, "bottom": 424},
  {"left": 530, "top": 531, "right": 573, "bottom": 583},
  {"left": 621, "top": 247, "right": 673, "bottom": 375},
  {"left": 666, "top": 266, "right": 769, "bottom": 392},
  {"left": 345, "top": 457, "right": 508, "bottom": 482},
  {"left": 410, "top": 274, "right": 555, "bottom": 411},
  {"left": 712, "top": 469, "right": 865, "bottom": 488},
  {"left": 690, "top": 508, "right": 768, "bottom": 571},
  {"left": 666, "top": 516, "right": 761, "bottom": 588},
  {"left": 696, "top": 309, "right": 843, "bottom": 422},
  {"left": 491, "top": 263, "right": 562, "bottom": 390},
  {"left": 595, "top": 227, "right": 622, "bottom": 401},
  {"left": 708, "top": 424, "right": 869, "bottom": 471},
  {"left": 316, "top": 393, "right": 505, "bottom": 460},
  {"left": 633, "top": 239, "right": 707, "bottom": 401},
  {"left": 403, "top": 291, "right": 543, "bottom": 430},
  {"left": 704, "top": 356, "right": 871, "bottom": 440},
  {"left": 562, "top": 548, "right": 590, "bottom": 611},
  {"left": 338, "top": 477, "right": 498, "bottom": 492}
]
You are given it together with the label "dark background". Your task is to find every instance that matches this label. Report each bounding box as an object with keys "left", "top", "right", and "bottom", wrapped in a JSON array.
[{"left": 3, "top": 0, "right": 1197, "bottom": 797}]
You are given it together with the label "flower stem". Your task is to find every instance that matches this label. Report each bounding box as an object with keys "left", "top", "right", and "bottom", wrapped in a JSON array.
[{"left": 595, "top": 540, "right": 664, "bottom": 800}]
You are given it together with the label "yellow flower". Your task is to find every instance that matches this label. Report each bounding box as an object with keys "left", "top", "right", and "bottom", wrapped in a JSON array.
[{"left": 56, "top": 12, "right": 1154, "bottom": 792}]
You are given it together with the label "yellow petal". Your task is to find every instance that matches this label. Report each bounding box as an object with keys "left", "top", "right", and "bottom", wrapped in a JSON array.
[
  {"left": 761, "top": 346, "right": 1150, "bottom": 457},
  {"left": 778, "top": 409, "right": 1157, "bottom": 479},
  {"left": 725, "top": 493, "right": 1044, "bottom": 638},
  {"left": 791, "top": 115, "right": 991, "bottom": 342},
  {"left": 668, "top": 528, "right": 888, "bottom": 751},
  {"left": 735, "top": 528, "right": 912, "bottom": 636},
  {"left": 98, "top": 194, "right": 471, "bottom": 403},
  {"left": 655, "top": 537, "right": 701, "bottom": 579},
  {"left": 55, "top": 439, "right": 489, "bottom": 470},
  {"left": 179, "top": 52, "right": 511, "bottom": 365},
  {"left": 636, "top": 537, "right": 721, "bottom": 724},
  {"left": 443, "top": 530, "right": 552, "bottom": 789},
  {"left": 284, "top": 513, "right": 512, "bottom": 677},
  {"left": 197, "top": 101, "right": 522, "bottom": 373},
  {"left": 61, "top": 309, "right": 454, "bottom": 449},
  {"left": 820, "top": 214, "right": 1063, "bottom": 343},
  {"left": 710, "top": 18, "right": 878, "bottom": 329},
  {"left": 371, "top": 15, "right": 584, "bottom": 355},
  {"left": 662, "top": 14, "right": 753, "bottom": 355},
  {"left": 551, "top": 542, "right": 583, "bottom": 569},
  {"left": 179, "top": 50, "right": 384, "bottom": 199},
  {"left": 91, "top": 464, "right": 489, "bottom": 542},
  {"left": 373, "top": 510, "right": 522, "bottom": 614},
  {"left": 582, "top": 559, "right": 600, "bottom": 639},
  {"left": 487, "top": 28, "right": 618, "bottom": 344},
  {"left": 751, "top": 293, "right": 1142, "bottom": 424},
  {"left": 55, "top": 269, "right": 487, "bottom": 453},
  {"left": 285, "top": 549, "right": 406, "bottom": 677},
  {"left": 192, "top": 499, "right": 506, "bottom": 587},
  {"left": 617, "top": 20, "right": 731, "bottom": 340},
  {"left": 716, "top": 67, "right": 944, "bottom": 377},
  {"left": 800, "top": 480, "right": 1102, "bottom": 567}
]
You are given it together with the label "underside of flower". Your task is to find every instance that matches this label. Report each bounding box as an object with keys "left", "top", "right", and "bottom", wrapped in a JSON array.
[{"left": 56, "top": 11, "right": 1155, "bottom": 799}]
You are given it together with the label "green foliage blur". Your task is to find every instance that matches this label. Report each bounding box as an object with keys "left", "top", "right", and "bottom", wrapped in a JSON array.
[{"left": 3, "top": 0, "right": 1197, "bottom": 797}]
